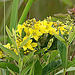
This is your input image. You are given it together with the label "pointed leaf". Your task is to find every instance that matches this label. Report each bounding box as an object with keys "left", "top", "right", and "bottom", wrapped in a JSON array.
[
  {"left": 50, "top": 50, "right": 59, "bottom": 61},
  {"left": 18, "top": 0, "right": 34, "bottom": 24},
  {"left": 10, "top": 0, "right": 19, "bottom": 31},
  {"left": 53, "top": 33, "right": 67, "bottom": 46},
  {"left": 0, "top": 62, "right": 19, "bottom": 73},
  {"left": 57, "top": 30, "right": 67, "bottom": 69},
  {"left": 67, "top": 60, "right": 75, "bottom": 69},
  {"left": 6, "top": 26, "right": 17, "bottom": 48},
  {"left": 7, "top": 67, "right": 15, "bottom": 75},
  {"left": 68, "top": 31, "right": 75, "bottom": 44},
  {"left": 34, "top": 60, "right": 42, "bottom": 75},
  {"left": 20, "top": 63, "right": 32, "bottom": 75},
  {"left": 57, "top": 40, "right": 67, "bottom": 69},
  {"left": 0, "top": 44, "right": 19, "bottom": 62},
  {"left": 55, "top": 67, "right": 75, "bottom": 75},
  {"left": 23, "top": 52, "right": 34, "bottom": 63},
  {"left": 42, "top": 60, "right": 61, "bottom": 75}
]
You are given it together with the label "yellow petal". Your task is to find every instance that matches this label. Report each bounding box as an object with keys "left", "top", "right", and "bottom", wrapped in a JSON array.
[{"left": 31, "top": 43, "right": 37, "bottom": 47}]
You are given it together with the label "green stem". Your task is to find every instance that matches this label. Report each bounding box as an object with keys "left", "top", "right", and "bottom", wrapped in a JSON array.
[
  {"left": 4, "top": 0, "right": 5, "bottom": 44},
  {"left": 63, "top": 69, "right": 66, "bottom": 75}
]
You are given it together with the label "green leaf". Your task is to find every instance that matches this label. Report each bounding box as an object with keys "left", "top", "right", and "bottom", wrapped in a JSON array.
[
  {"left": 34, "top": 49, "right": 45, "bottom": 55},
  {"left": 6, "top": 26, "right": 17, "bottom": 48},
  {"left": 50, "top": 50, "right": 59, "bottom": 61},
  {"left": 18, "top": 0, "right": 34, "bottom": 24},
  {"left": 8, "top": 0, "right": 19, "bottom": 43},
  {"left": 57, "top": 31, "right": 67, "bottom": 69},
  {"left": 7, "top": 67, "right": 15, "bottom": 75},
  {"left": 0, "top": 44, "right": 19, "bottom": 62},
  {"left": 67, "top": 60, "right": 75, "bottom": 69},
  {"left": 20, "top": 35, "right": 32, "bottom": 47},
  {"left": 23, "top": 52, "right": 34, "bottom": 63},
  {"left": 29, "top": 63, "right": 34, "bottom": 75},
  {"left": 20, "top": 63, "right": 32, "bottom": 75},
  {"left": 57, "top": 39, "right": 67, "bottom": 69},
  {"left": 10, "top": 0, "right": 19, "bottom": 31},
  {"left": 55, "top": 67, "right": 75, "bottom": 75},
  {"left": 0, "top": 62, "right": 19, "bottom": 73},
  {"left": 53, "top": 33, "right": 67, "bottom": 46},
  {"left": 42, "top": 60, "right": 61, "bottom": 75},
  {"left": 43, "top": 54, "right": 47, "bottom": 62},
  {"left": 68, "top": 31, "right": 75, "bottom": 44},
  {"left": 34, "top": 60, "right": 42, "bottom": 75}
]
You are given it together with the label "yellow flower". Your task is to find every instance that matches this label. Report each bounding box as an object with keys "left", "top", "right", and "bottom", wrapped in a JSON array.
[
  {"left": 16, "top": 24, "right": 25, "bottom": 36},
  {"left": 14, "top": 49, "right": 18, "bottom": 55},
  {"left": 24, "top": 27, "right": 30, "bottom": 36},
  {"left": 34, "top": 50, "right": 37, "bottom": 52},
  {"left": 24, "top": 52, "right": 27, "bottom": 54},
  {"left": 27, "top": 50, "right": 29, "bottom": 53},
  {"left": 23, "top": 36, "right": 34, "bottom": 50},
  {"left": 48, "top": 27, "right": 56, "bottom": 35},
  {"left": 29, "top": 29, "right": 43, "bottom": 41},
  {"left": 58, "top": 26, "right": 66, "bottom": 31},
  {"left": 31, "top": 43, "right": 37, "bottom": 47},
  {"left": 4, "top": 43, "right": 10, "bottom": 49}
]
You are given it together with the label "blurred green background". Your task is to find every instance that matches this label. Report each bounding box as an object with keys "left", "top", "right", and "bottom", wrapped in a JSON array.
[{"left": 0, "top": 0, "right": 75, "bottom": 43}]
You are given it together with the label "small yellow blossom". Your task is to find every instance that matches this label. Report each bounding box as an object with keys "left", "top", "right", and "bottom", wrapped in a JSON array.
[
  {"left": 4, "top": 43, "right": 10, "bottom": 49},
  {"left": 14, "top": 49, "right": 18, "bottom": 55},
  {"left": 31, "top": 43, "right": 37, "bottom": 47}
]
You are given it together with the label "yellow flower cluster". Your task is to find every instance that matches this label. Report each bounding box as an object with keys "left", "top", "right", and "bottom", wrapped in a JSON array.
[
  {"left": 0, "top": 50, "right": 5, "bottom": 58},
  {"left": 3, "top": 17, "right": 72, "bottom": 56}
]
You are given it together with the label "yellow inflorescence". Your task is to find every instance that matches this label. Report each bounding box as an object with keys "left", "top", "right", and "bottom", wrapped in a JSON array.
[{"left": 2, "top": 16, "right": 73, "bottom": 56}]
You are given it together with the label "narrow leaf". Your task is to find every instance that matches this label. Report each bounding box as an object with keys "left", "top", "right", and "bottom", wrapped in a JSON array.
[
  {"left": 57, "top": 30, "right": 67, "bottom": 69},
  {"left": 20, "top": 64, "right": 32, "bottom": 75},
  {"left": 68, "top": 31, "right": 75, "bottom": 44},
  {"left": 23, "top": 52, "right": 34, "bottom": 63},
  {"left": 10, "top": 0, "right": 19, "bottom": 31},
  {"left": 18, "top": 0, "right": 34, "bottom": 24},
  {"left": 0, "top": 44, "right": 19, "bottom": 62},
  {"left": 53, "top": 33, "right": 67, "bottom": 46},
  {"left": 6, "top": 26, "right": 17, "bottom": 48},
  {"left": 57, "top": 40, "right": 67, "bottom": 69},
  {"left": 50, "top": 50, "right": 59, "bottom": 61},
  {"left": 67, "top": 60, "right": 75, "bottom": 69},
  {"left": 7, "top": 67, "right": 15, "bottom": 75},
  {"left": 0, "top": 62, "right": 19, "bottom": 73},
  {"left": 55, "top": 67, "right": 75, "bottom": 75},
  {"left": 34, "top": 60, "right": 42, "bottom": 75},
  {"left": 42, "top": 60, "right": 61, "bottom": 75}
]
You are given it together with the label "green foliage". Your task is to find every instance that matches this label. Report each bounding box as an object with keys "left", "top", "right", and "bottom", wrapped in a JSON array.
[
  {"left": 7, "top": 67, "right": 15, "bottom": 75},
  {"left": 20, "top": 64, "right": 32, "bottom": 75},
  {"left": 57, "top": 38, "right": 67, "bottom": 69},
  {"left": 10, "top": 0, "right": 19, "bottom": 31},
  {"left": 68, "top": 31, "right": 75, "bottom": 44},
  {"left": 55, "top": 67, "right": 75, "bottom": 75},
  {"left": 42, "top": 60, "right": 61, "bottom": 75},
  {"left": 0, "top": 62, "right": 19, "bottom": 73},
  {"left": 0, "top": 0, "right": 75, "bottom": 74},
  {"left": 34, "top": 60, "right": 42, "bottom": 75},
  {"left": 18, "top": 0, "right": 34, "bottom": 24},
  {"left": 53, "top": 33, "right": 67, "bottom": 46},
  {"left": 0, "top": 44, "right": 19, "bottom": 62},
  {"left": 6, "top": 26, "right": 17, "bottom": 48}
]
